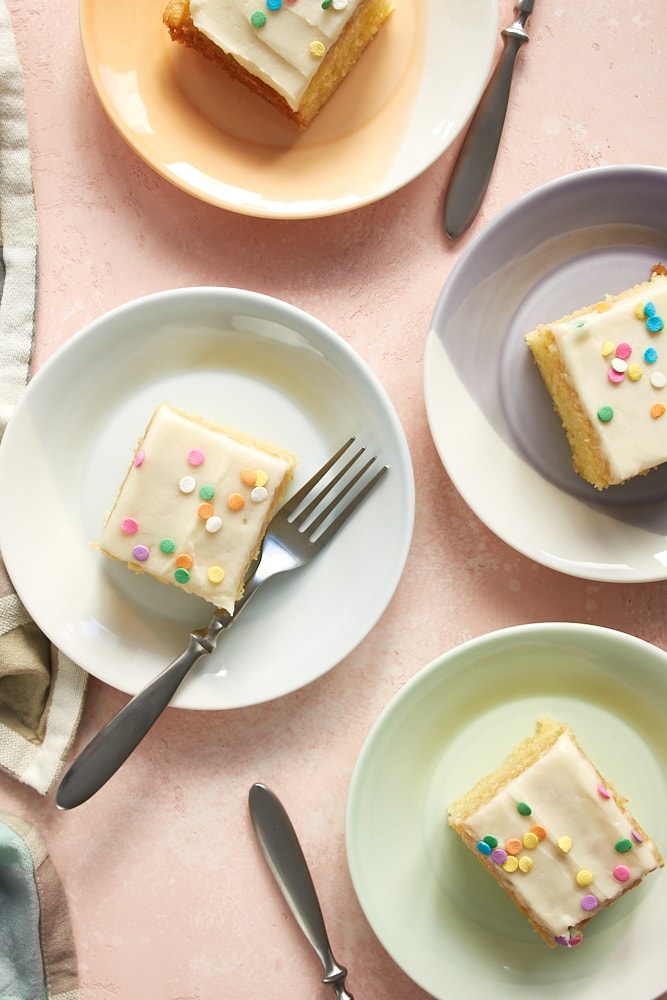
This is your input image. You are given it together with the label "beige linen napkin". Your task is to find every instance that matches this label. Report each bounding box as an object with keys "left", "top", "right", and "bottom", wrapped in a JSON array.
[{"left": 0, "top": 1, "right": 87, "bottom": 795}]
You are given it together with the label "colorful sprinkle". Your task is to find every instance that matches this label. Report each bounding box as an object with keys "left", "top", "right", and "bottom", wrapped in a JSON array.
[
  {"left": 207, "top": 565, "right": 225, "bottom": 584},
  {"left": 597, "top": 405, "right": 614, "bottom": 423},
  {"left": 597, "top": 783, "right": 610, "bottom": 799},
  {"left": 644, "top": 302, "right": 657, "bottom": 318},
  {"left": 121, "top": 517, "right": 139, "bottom": 535},
  {"left": 506, "top": 838, "right": 523, "bottom": 856},
  {"left": 205, "top": 515, "right": 223, "bottom": 533},
  {"left": 491, "top": 848, "right": 508, "bottom": 865},
  {"left": 255, "top": 470, "right": 269, "bottom": 487},
  {"left": 611, "top": 357, "right": 627, "bottom": 374},
  {"left": 628, "top": 363, "right": 643, "bottom": 381},
  {"left": 199, "top": 484, "right": 215, "bottom": 501},
  {"left": 477, "top": 841, "right": 492, "bottom": 856},
  {"left": 557, "top": 835, "right": 572, "bottom": 853},
  {"left": 482, "top": 835, "right": 498, "bottom": 849},
  {"left": 187, "top": 448, "right": 205, "bottom": 467},
  {"left": 174, "top": 568, "right": 190, "bottom": 584},
  {"left": 555, "top": 929, "right": 583, "bottom": 948},
  {"left": 601, "top": 341, "right": 615, "bottom": 357},
  {"left": 241, "top": 469, "right": 258, "bottom": 486},
  {"left": 651, "top": 403, "right": 666, "bottom": 419},
  {"left": 650, "top": 371, "right": 666, "bottom": 388},
  {"left": 176, "top": 553, "right": 193, "bottom": 570},
  {"left": 503, "top": 856, "right": 519, "bottom": 873},
  {"left": 576, "top": 869, "right": 593, "bottom": 887},
  {"left": 159, "top": 537, "right": 176, "bottom": 554},
  {"left": 616, "top": 342, "right": 632, "bottom": 360},
  {"left": 134, "top": 449, "right": 145, "bottom": 468},
  {"left": 227, "top": 492, "right": 245, "bottom": 511},
  {"left": 179, "top": 475, "right": 197, "bottom": 494},
  {"left": 250, "top": 10, "right": 267, "bottom": 25},
  {"left": 635, "top": 303, "right": 648, "bottom": 319},
  {"left": 251, "top": 486, "right": 269, "bottom": 502},
  {"left": 613, "top": 864, "right": 631, "bottom": 883},
  {"left": 581, "top": 894, "right": 598, "bottom": 912},
  {"left": 615, "top": 838, "right": 633, "bottom": 854},
  {"left": 608, "top": 368, "right": 625, "bottom": 384},
  {"left": 517, "top": 802, "right": 531, "bottom": 816},
  {"left": 530, "top": 825, "right": 547, "bottom": 841},
  {"left": 632, "top": 829, "right": 644, "bottom": 844},
  {"left": 266, "top": 0, "right": 281, "bottom": 7},
  {"left": 645, "top": 346, "right": 658, "bottom": 364},
  {"left": 647, "top": 315, "right": 664, "bottom": 333},
  {"left": 310, "top": 40, "right": 326, "bottom": 57},
  {"left": 523, "top": 832, "right": 539, "bottom": 850},
  {"left": 132, "top": 544, "right": 150, "bottom": 563},
  {"left": 518, "top": 856, "right": 533, "bottom": 873},
  {"left": 198, "top": 502, "right": 215, "bottom": 519}
]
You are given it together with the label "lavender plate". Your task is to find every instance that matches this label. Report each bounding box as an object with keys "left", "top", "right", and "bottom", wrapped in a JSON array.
[{"left": 424, "top": 165, "right": 667, "bottom": 582}]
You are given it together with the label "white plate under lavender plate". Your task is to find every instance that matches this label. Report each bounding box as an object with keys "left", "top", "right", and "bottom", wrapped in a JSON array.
[
  {"left": 0, "top": 288, "right": 414, "bottom": 709},
  {"left": 424, "top": 165, "right": 667, "bottom": 583}
]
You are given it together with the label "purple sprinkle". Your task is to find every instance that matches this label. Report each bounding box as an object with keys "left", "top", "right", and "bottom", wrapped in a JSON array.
[
  {"left": 631, "top": 828, "right": 644, "bottom": 844},
  {"left": 132, "top": 544, "right": 150, "bottom": 562},
  {"left": 581, "top": 894, "right": 598, "bottom": 912},
  {"left": 490, "top": 848, "right": 508, "bottom": 865}
]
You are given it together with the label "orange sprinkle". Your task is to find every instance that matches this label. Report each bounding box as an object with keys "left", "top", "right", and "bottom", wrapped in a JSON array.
[
  {"left": 176, "top": 553, "right": 193, "bottom": 569},
  {"left": 530, "top": 824, "right": 547, "bottom": 841},
  {"left": 198, "top": 502, "right": 215, "bottom": 519},
  {"left": 506, "top": 838, "right": 523, "bottom": 856},
  {"left": 240, "top": 469, "right": 257, "bottom": 487},
  {"left": 651, "top": 403, "right": 666, "bottom": 419},
  {"left": 227, "top": 492, "right": 245, "bottom": 511}
]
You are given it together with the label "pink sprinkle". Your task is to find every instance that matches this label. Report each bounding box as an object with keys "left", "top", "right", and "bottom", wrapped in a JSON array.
[
  {"left": 581, "top": 894, "right": 598, "bottom": 912},
  {"left": 616, "top": 342, "right": 632, "bottom": 360},
  {"left": 120, "top": 517, "right": 139, "bottom": 535},
  {"left": 188, "top": 448, "right": 205, "bottom": 467},
  {"left": 631, "top": 828, "right": 644, "bottom": 844},
  {"left": 597, "top": 783, "right": 611, "bottom": 799},
  {"left": 613, "top": 865, "right": 631, "bottom": 883},
  {"left": 134, "top": 449, "right": 145, "bottom": 468},
  {"left": 132, "top": 544, "right": 150, "bottom": 562},
  {"left": 608, "top": 368, "right": 625, "bottom": 383},
  {"left": 490, "top": 848, "right": 508, "bottom": 865}
]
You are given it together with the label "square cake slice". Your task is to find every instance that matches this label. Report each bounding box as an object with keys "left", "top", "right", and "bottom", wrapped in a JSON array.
[
  {"left": 98, "top": 403, "right": 296, "bottom": 612},
  {"left": 448, "top": 718, "right": 663, "bottom": 948},
  {"left": 163, "top": 0, "right": 394, "bottom": 130},
  {"left": 525, "top": 267, "right": 667, "bottom": 489}
]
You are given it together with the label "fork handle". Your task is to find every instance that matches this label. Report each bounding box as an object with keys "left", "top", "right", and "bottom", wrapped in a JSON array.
[{"left": 55, "top": 632, "right": 213, "bottom": 810}]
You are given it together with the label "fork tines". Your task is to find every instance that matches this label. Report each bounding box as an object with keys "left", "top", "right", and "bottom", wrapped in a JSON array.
[{"left": 284, "top": 437, "right": 388, "bottom": 545}]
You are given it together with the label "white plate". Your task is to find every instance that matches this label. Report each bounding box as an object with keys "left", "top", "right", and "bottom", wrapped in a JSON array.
[
  {"left": 79, "top": 0, "right": 497, "bottom": 218},
  {"left": 346, "top": 622, "right": 667, "bottom": 1000},
  {"left": 424, "top": 164, "right": 667, "bottom": 582},
  {"left": 0, "top": 288, "right": 414, "bottom": 709}
]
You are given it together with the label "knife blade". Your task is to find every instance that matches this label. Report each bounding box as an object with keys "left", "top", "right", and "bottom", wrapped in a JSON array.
[
  {"left": 248, "top": 783, "right": 354, "bottom": 1000},
  {"left": 444, "top": 0, "right": 535, "bottom": 240}
]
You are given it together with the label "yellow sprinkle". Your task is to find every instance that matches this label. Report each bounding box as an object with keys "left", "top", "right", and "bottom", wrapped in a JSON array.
[
  {"left": 518, "top": 856, "right": 533, "bottom": 873},
  {"left": 255, "top": 470, "right": 269, "bottom": 487},
  {"left": 635, "top": 302, "right": 647, "bottom": 319},
  {"left": 627, "top": 363, "right": 643, "bottom": 381},
  {"left": 207, "top": 565, "right": 225, "bottom": 584},
  {"left": 503, "top": 856, "right": 519, "bottom": 873},
  {"left": 557, "top": 835, "right": 572, "bottom": 853},
  {"left": 310, "top": 40, "right": 326, "bottom": 58},
  {"left": 576, "top": 869, "right": 593, "bottom": 887},
  {"left": 523, "top": 832, "right": 539, "bottom": 850},
  {"left": 601, "top": 340, "right": 615, "bottom": 358},
  {"left": 596, "top": 300, "right": 612, "bottom": 313}
]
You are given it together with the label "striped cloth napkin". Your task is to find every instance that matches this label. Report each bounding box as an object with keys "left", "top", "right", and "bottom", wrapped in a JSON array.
[{"left": 0, "top": 1, "right": 87, "bottom": 796}]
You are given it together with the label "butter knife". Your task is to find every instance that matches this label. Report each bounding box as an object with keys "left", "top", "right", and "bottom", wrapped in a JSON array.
[
  {"left": 444, "top": 0, "right": 534, "bottom": 239},
  {"left": 248, "top": 783, "right": 354, "bottom": 1000}
]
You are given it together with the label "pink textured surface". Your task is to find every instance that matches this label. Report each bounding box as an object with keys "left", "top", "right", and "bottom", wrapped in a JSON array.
[{"left": 2, "top": 0, "right": 667, "bottom": 998}]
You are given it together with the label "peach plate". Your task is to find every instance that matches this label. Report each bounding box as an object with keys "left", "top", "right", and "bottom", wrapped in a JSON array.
[{"left": 78, "top": 0, "right": 497, "bottom": 218}]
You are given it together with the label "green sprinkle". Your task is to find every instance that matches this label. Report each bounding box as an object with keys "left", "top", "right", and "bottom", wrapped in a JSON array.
[
  {"left": 597, "top": 405, "right": 614, "bottom": 423},
  {"left": 482, "top": 835, "right": 498, "bottom": 849},
  {"left": 199, "top": 484, "right": 215, "bottom": 501},
  {"left": 174, "top": 568, "right": 191, "bottom": 585},
  {"left": 615, "top": 838, "right": 633, "bottom": 854},
  {"left": 250, "top": 10, "right": 267, "bottom": 26},
  {"left": 517, "top": 802, "right": 532, "bottom": 816},
  {"left": 159, "top": 537, "right": 176, "bottom": 554},
  {"left": 322, "top": 0, "right": 333, "bottom": 7}
]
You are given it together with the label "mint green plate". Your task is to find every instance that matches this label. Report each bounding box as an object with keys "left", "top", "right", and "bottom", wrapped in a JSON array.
[{"left": 346, "top": 623, "right": 667, "bottom": 1000}]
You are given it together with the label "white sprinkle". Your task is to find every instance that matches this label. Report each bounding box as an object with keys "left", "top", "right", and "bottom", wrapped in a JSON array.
[
  {"left": 611, "top": 357, "right": 627, "bottom": 373},
  {"left": 251, "top": 486, "right": 268, "bottom": 502},
  {"left": 651, "top": 372, "right": 666, "bottom": 389},
  {"left": 205, "top": 515, "right": 223, "bottom": 533},
  {"left": 179, "top": 475, "right": 197, "bottom": 494}
]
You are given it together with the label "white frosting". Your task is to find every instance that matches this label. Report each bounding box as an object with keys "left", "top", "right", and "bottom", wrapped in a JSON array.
[
  {"left": 189, "top": 0, "right": 360, "bottom": 110},
  {"left": 99, "top": 404, "right": 293, "bottom": 612},
  {"left": 549, "top": 275, "right": 667, "bottom": 483},
  {"left": 461, "top": 733, "right": 661, "bottom": 941}
]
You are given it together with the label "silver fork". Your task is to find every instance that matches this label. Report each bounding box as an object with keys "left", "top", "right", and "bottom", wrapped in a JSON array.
[{"left": 56, "top": 438, "right": 387, "bottom": 810}]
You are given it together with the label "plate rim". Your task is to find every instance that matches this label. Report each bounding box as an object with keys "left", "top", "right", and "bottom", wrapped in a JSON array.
[
  {"left": 424, "top": 162, "right": 667, "bottom": 584},
  {"left": 77, "top": 0, "right": 498, "bottom": 219},
  {"left": 0, "top": 285, "right": 415, "bottom": 709},
  {"left": 345, "top": 620, "right": 667, "bottom": 1000}
]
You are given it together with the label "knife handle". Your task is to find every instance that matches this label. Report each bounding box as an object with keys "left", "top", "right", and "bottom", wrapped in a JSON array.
[{"left": 444, "top": 22, "right": 529, "bottom": 240}]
